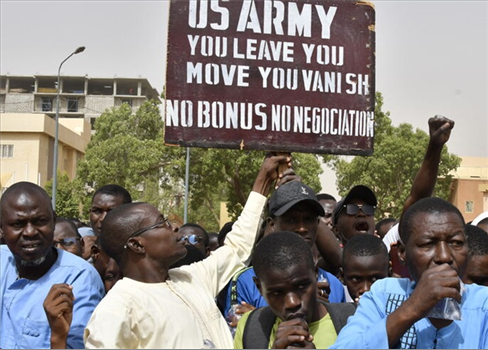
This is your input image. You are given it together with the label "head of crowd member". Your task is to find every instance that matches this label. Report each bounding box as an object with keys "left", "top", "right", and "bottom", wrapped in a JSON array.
[
  {"left": 398, "top": 197, "right": 468, "bottom": 283},
  {"left": 91, "top": 235, "right": 122, "bottom": 292},
  {"left": 0, "top": 182, "right": 57, "bottom": 279},
  {"left": 208, "top": 232, "right": 220, "bottom": 252},
  {"left": 267, "top": 181, "right": 325, "bottom": 247},
  {"left": 375, "top": 218, "right": 398, "bottom": 240},
  {"left": 67, "top": 217, "right": 88, "bottom": 229},
  {"left": 341, "top": 234, "right": 391, "bottom": 303},
  {"left": 253, "top": 231, "right": 324, "bottom": 325},
  {"left": 332, "top": 185, "right": 377, "bottom": 246},
  {"left": 89, "top": 184, "right": 132, "bottom": 236},
  {"left": 463, "top": 224, "right": 488, "bottom": 286},
  {"left": 78, "top": 226, "right": 97, "bottom": 261},
  {"left": 101, "top": 202, "right": 185, "bottom": 280},
  {"left": 317, "top": 193, "right": 337, "bottom": 228},
  {"left": 170, "top": 244, "right": 206, "bottom": 269},
  {"left": 477, "top": 217, "right": 488, "bottom": 234},
  {"left": 218, "top": 221, "right": 234, "bottom": 247},
  {"left": 178, "top": 223, "right": 210, "bottom": 257},
  {"left": 53, "top": 217, "right": 83, "bottom": 257}
]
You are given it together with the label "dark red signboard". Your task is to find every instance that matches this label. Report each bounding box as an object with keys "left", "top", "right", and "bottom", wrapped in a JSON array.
[{"left": 165, "top": 0, "right": 375, "bottom": 155}]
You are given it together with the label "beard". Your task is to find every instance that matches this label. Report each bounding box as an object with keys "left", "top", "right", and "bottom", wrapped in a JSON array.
[{"left": 19, "top": 254, "right": 47, "bottom": 267}]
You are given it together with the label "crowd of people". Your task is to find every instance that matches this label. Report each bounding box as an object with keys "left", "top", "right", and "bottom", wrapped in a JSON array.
[{"left": 1, "top": 116, "right": 488, "bottom": 349}]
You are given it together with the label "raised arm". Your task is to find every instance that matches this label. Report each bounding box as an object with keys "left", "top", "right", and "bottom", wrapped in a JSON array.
[
  {"left": 402, "top": 115, "right": 454, "bottom": 214},
  {"left": 43, "top": 284, "right": 74, "bottom": 349}
]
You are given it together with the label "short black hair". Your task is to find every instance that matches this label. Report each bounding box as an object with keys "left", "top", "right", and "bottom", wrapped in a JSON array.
[
  {"left": 317, "top": 193, "right": 336, "bottom": 202},
  {"left": 101, "top": 202, "right": 148, "bottom": 265},
  {"left": 465, "top": 224, "right": 488, "bottom": 257},
  {"left": 342, "top": 234, "right": 389, "bottom": 266},
  {"left": 375, "top": 218, "right": 397, "bottom": 232},
  {"left": 399, "top": 197, "right": 465, "bottom": 244},
  {"left": 179, "top": 223, "right": 209, "bottom": 247},
  {"left": 55, "top": 217, "right": 82, "bottom": 238},
  {"left": 253, "top": 231, "right": 314, "bottom": 279},
  {"left": 92, "top": 184, "right": 132, "bottom": 205},
  {"left": 218, "top": 221, "right": 234, "bottom": 246}
]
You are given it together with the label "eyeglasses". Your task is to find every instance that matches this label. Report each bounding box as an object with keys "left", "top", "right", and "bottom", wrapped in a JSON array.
[
  {"left": 342, "top": 203, "right": 376, "bottom": 216},
  {"left": 53, "top": 237, "right": 80, "bottom": 247},
  {"left": 124, "top": 218, "right": 172, "bottom": 249},
  {"left": 181, "top": 234, "right": 204, "bottom": 246}
]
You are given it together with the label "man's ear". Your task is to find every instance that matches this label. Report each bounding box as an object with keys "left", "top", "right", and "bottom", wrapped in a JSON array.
[
  {"left": 339, "top": 266, "right": 345, "bottom": 283},
  {"left": 91, "top": 244, "right": 100, "bottom": 261},
  {"left": 388, "top": 260, "right": 394, "bottom": 277},
  {"left": 253, "top": 276, "right": 262, "bottom": 294},
  {"left": 397, "top": 240, "right": 406, "bottom": 265},
  {"left": 126, "top": 237, "right": 146, "bottom": 254},
  {"left": 266, "top": 217, "right": 275, "bottom": 232}
]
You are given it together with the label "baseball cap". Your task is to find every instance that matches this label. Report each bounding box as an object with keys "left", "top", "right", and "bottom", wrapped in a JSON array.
[
  {"left": 332, "top": 185, "right": 377, "bottom": 225},
  {"left": 268, "top": 181, "right": 325, "bottom": 217},
  {"left": 78, "top": 227, "right": 96, "bottom": 238}
]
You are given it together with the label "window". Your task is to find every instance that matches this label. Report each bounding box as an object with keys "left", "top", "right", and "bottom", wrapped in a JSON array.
[
  {"left": 465, "top": 201, "right": 474, "bottom": 213},
  {"left": 1, "top": 145, "right": 13, "bottom": 158},
  {"left": 67, "top": 98, "right": 78, "bottom": 112},
  {"left": 42, "top": 97, "right": 53, "bottom": 112},
  {"left": 122, "top": 99, "right": 132, "bottom": 107}
]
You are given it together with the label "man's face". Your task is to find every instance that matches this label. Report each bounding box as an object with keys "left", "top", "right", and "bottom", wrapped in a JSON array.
[
  {"left": 53, "top": 221, "right": 83, "bottom": 257},
  {"left": 103, "top": 257, "right": 122, "bottom": 292},
  {"left": 463, "top": 255, "right": 488, "bottom": 286},
  {"left": 254, "top": 261, "right": 320, "bottom": 324},
  {"left": 341, "top": 254, "right": 390, "bottom": 302},
  {"left": 1, "top": 190, "right": 55, "bottom": 266},
  {"left": 271, "top": 202, "right": 320, "bottom": 246},
  {"left": 400, "top": 211, "right": 468, "bottom": 282},
  {"left": 132, "top": 204, "right": 187, "bottom": 267},
  {"left": 178, "top": 226, "right": 208, "bottom": 257},
  {"left": 319, "top": 199, "right": 336, "bottom": 228},
  {"left": 334, "top": 198, "right": 375, "bottom": 245},
  {"left": 90, "top": 194, "right": 126, "bottom": 235}
]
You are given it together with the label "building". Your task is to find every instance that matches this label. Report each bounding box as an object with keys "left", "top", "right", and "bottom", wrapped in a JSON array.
[
  {"left": 0, "top": 74, "right": 161, "bottom": 128},
  {"left": 449, "top": 157, "right": 488, "bottom": 223},
  {"left": 0, "top": 113, "right": 91, "bottom": 191},
  {"left": 0, "top": 74, "right": 161, "bottom": 192}
]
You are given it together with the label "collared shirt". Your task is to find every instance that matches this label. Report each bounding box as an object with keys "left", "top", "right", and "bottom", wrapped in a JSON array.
[
  {"left": 330, "top": 277, "right": 488, "bottom": 349},
  {"left": 1, "top": 246, "right": 104, "bottom": 349}
]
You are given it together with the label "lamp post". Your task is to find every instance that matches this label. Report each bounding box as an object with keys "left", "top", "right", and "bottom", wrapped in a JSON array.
[{"left": 51, "top": 46, "right": 85, "bottom": 210}]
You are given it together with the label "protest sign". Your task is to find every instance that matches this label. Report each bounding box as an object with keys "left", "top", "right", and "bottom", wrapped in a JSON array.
[{"left": 165, "top": 0, "right": 375, "bottom": 155}]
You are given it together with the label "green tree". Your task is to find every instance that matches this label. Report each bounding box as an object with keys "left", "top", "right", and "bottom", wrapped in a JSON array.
[
  {"left": 330, "top": 92, "right": 461, "bottom": 220},
  {"left": 45, "top": 171, "right": 84, "bottom": 218}
]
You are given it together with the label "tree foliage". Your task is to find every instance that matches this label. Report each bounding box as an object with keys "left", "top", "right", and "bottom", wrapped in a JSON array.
[
  {"left": 330, "top": 92, "right": 461, "bottom": 220},
  {"left": 45, "top": 171, "right": 84, "bottom": 218}
]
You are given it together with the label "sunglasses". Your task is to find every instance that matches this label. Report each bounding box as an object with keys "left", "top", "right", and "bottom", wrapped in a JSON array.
[
  {"left": 181, "top": 234, "right": 204, "bottom": 246},
  {"left": 124, "top": 218, "right": 172, "bottom": 249},
  {"left": 342, "top": 203, "right": 375, "bottom": 216},
  {"left": 53, "top": 237, "right": 80, "bottom": 247}
]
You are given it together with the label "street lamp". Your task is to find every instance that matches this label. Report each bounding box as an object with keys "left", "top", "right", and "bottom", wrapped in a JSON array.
[{"left": 51, "top": 46, "right": 85, "bottom": 210}]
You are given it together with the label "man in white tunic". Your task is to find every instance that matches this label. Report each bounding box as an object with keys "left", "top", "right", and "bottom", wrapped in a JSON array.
[{"left": 84, "top": 153, "right": 293, "bottom": 348}]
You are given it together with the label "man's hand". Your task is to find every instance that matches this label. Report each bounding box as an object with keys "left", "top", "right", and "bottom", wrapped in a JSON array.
[
  {"left": 272, "top": 318, "right": 315, "bottom": 349},
  {"left": 43, "top": 283, "right": 74, "bottom": 349},
  {"left": 253, "top": 153, "right": 293, "bottom": 196},
  {"left": 429, "top": 115, "right": 454, "bottom": 147},
  {"left": 317, "top": 279, "right": 331, "bottom": 303},
  {"left": 405, "top": 264, "right": 461, "bottom": 319}
]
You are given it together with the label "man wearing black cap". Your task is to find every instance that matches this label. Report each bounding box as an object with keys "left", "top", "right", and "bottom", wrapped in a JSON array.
[
  {"left": 332, "top": 185, "right": 378, "bottom": 247},
  {"left": 222, "top": 181, "right": 345, "bottom": 330}
]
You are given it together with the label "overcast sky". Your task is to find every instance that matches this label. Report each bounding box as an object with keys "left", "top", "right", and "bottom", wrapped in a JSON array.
[{"left": 1, "top": 0, "right": 487, "bottom": 195}]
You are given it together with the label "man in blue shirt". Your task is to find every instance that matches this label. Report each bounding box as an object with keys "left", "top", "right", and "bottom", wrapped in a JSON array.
[
  {"left": 223, "top": 181, "right": 345, "bottom": 324},
  {"left": 330, "top": 197, "right": 488, "bottom": 349},
  {"left": 0, "top": 182, "right": 104, "bottom": 349}
]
